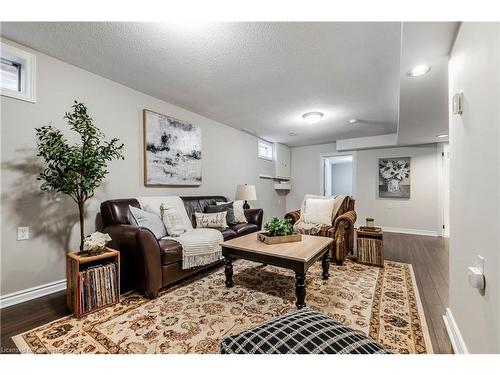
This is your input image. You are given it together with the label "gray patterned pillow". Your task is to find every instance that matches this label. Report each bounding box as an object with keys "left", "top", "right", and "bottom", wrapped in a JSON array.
[
  {"left": 205, "top": 202, "right": 237, "bottom": 225},
  {"left": 127, "top": 205, "right": 167, "bottom": 239}
]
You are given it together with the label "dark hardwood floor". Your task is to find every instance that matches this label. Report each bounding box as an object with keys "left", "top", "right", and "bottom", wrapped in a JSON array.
[
  {"left": 1, "top": 232, "right": 452, "bottom": 354},
  {"left": 384, "top": 232, "right": 453, "bottom": 354}
]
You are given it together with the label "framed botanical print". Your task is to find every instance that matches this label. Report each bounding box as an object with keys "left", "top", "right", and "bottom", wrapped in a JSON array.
[{"left": 378, "top": 157, "right": 410, "bottom": 198}]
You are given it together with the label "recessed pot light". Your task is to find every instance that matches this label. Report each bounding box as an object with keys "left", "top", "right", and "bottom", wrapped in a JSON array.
[
  {"left": 407, "top": 65, "right": 431, "bottom": 77},
  {"left": 349, "top": 119, "right": 358, "bottom": 124},
  {"left": 302, "top": 112, "right": 324, "bottom": 124},
  {"left": 437, "top": 134, "right": 448, "bottom": 138},
  {"left": 288, "top": 132, "right": 297, "bottom": 136}
]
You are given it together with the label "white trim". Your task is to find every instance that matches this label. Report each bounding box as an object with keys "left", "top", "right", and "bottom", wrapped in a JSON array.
[
  {"left": 443, "top": 308, "right": 469, "bottom": 354},
  {"left": 380, "top": 226, "right": 439, "bottom": 237},
  {"left": 0, "top": 39, "right": 37, "bottom": 103},
  {"left": 0, "top": 279, "right": 66, "bottom": 309}
]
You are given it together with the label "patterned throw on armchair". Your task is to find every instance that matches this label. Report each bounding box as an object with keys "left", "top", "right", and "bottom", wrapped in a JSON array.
[{"left": 285, "top": 195, "right": 356, "bottom": 265}]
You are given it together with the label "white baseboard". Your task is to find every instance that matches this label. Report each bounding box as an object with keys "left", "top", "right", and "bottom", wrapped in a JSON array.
[
  {"left": 380, "top": 226, "right": 439, "bottom": 237},
  {"left": 443, "top": 308, "right": 469, "bottom": 354},
  {"left": 0, "top": 279, "right": 66, "bottom": 309}
]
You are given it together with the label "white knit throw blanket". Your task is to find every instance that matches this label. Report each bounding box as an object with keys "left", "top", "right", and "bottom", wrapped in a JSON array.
[
  {"left": 293, "top": 194, "right": 347, "bottom": 234},
  {"left": 163, "top": 228, "right": 224, "bottom": 269}
]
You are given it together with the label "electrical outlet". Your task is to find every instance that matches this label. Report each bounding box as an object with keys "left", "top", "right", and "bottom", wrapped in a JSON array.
[{"left": 17, "top": 227, "right": 29, "bottom": 241}]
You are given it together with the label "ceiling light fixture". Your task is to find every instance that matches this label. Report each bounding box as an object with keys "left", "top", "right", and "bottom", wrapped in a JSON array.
[
  {"left": 288, "top": 132, "right": 297, "bottom": 136},
  {"left": 302, "top": 111, "right": 324, "bottom": 124},
  {"left": 437, "top": 134, "right": 448, "bottom": 138},
  {"left": 349, "top": 119, "right": 358, "bottom": 124},
  {"left": 407, "top": 65, "right": 431, "bottom": 77}
]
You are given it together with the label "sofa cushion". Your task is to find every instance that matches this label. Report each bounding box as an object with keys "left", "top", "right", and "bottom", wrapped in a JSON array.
[
  {"left": 158, "top": 238, "right": 183, "bottom": 265},
  {"left": 304, "top": 198, "right": 336, "bottom": 225},
  {"left": 220, "top": 228, "right": 237, "bottom": 241},
  {"left": 181, "top": 196, "right": 227, "bottom": 227},
  {"left": 218, "top": 200, "right": 247, "bottom": 223},
  {"left": 161, "top": 206, "right": 188, "bottom": 236},
  {"left": 205, "top": 202, "right": 238, "bottom": 225},
  {"left": 128, "top": 206, "right": 167, "bottom": 239},
  {"left": 230, "top": 223, "right": 258, "bottom": 236},
  {"left": 195, "top": 212, "right": 228, "bottom": 229}
]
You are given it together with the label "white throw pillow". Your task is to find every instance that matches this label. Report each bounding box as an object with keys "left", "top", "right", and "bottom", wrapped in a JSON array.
[
  {"left": 138, "top": 196, "right": 193, "bottom": 230},
  {"left": 161, "top": 206, "right": 188, "bottom": 237},
  {"left": 303, "top": 198, "right": 336, "bottom": 225},
  {"left": 218, "top": 200, "right": 247, "bottom": 223},
  {"left": 127, "top": 205, "right": 167, "bottom": 239},
  {"left": 195, "top": 212, "right": 228, "bottom": 229}
]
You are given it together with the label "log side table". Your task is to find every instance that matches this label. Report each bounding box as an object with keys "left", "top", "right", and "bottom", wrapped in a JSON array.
[{"left": 356, "top": 227, "right": 384, "bottom": 267}]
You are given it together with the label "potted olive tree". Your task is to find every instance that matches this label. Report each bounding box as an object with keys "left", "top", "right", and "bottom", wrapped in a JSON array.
[{"left": 36, "top": 101, "right": 124, "bottom": 253}]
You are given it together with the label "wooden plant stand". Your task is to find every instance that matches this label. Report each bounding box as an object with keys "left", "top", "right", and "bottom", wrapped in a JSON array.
[
  {"left": 356, "top": 227, "right": 384, "bottom": 267},
  {"left": 66, "top": 248, "right": 120, "bottom": 318}
]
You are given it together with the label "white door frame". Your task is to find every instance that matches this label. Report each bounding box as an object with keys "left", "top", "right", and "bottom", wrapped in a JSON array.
[
  {"left": 319, "top": 151, "right": 357, "bottom": 198},
  {"left": 436, "top": 142, "right": 450, "bottom": 237}
]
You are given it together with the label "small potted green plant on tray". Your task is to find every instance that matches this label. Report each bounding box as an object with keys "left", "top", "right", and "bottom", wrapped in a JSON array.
[{"left": 258, "top": 217, "right": 302, "bottom": 244}]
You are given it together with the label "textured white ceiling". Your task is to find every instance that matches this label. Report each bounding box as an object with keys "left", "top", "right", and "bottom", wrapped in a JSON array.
[
  {"left": 398, "top": 22, "right": 459, "bottom": 145},
  {"left": 0, "top": 22, "right": 458, "bottom": 147}
]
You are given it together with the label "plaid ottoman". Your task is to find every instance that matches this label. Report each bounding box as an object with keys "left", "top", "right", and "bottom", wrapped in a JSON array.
[{"left": 220, "top": 308, "right": 390, "bottom": 354}]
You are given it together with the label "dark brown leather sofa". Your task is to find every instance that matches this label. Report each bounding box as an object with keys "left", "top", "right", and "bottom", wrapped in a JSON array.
[{"left": 100, "top": 196, "right": 263, "bottom": 298}]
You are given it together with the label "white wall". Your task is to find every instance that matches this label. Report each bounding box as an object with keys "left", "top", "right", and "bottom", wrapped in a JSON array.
[
  {"left": 289, "top": 142, "right": 440, "bottom": 235},
  {"left": 0, "top": 39, "right": 285, "bottom": 296},
  {"left": 288, "top": 142, "right": 337, "bottom": 212},
  {"left": 355, "top": 144, "right": 439, "bottom": 235},
  {"left": 448, "top": 22, "right": 500, "bottom": 353},
  {"left": 331, "top": 162, "right": 353, "bottom": 196}
]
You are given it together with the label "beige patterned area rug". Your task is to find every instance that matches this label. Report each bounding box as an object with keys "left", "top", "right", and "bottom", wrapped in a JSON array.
[{"left": 13, "top": 259, "right": 433, "bottom": 354}]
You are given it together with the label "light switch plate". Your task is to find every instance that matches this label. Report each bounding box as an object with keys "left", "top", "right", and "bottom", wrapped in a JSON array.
[
  {"left": 17, "top": 226, "right": 29, "bottom": 241},
  {"left": 476, "top": 255, "right": 485, "bottom": 273}
]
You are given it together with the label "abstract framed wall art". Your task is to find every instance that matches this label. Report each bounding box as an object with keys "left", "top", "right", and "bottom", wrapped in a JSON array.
[
  {"left": 143, "top": 109, "right": 202, "bottom": 186},
  {"left": 378, "top": 157, "right": 410, "bottom": 198}
]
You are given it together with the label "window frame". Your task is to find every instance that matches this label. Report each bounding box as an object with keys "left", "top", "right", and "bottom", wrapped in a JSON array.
[
  {"left": 1, "top": 41, "right": 36, "bottom": 103},
  {"left": 258, "top": 139, "right": 274, "bottom": 161}
]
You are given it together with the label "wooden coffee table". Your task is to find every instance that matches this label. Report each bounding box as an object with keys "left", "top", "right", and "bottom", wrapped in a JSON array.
[{"left": 221, "top": 232, "right": 333, "bottom": 309}]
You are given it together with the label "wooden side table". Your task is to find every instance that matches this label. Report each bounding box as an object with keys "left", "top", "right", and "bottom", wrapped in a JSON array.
[
  {"left": 356, "top": 227, "right": 384, "bottom": 267},
  {"left": 66, "top": 248, "right": 120, "bottom": 318}
]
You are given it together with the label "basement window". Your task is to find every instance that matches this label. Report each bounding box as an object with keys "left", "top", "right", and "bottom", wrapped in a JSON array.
[
  {"left": 1, "top": 41, "right": 36, "bottom": 103},
  {"left": 258, "top": 139, "right": 274, "bottom": 161}
]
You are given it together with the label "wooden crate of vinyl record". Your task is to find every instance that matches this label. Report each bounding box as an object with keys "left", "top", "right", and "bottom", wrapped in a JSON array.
[
  {"left": 356, "top": 227, "right": 384, "bottom": 267},
  {"left": 66, "top": 248, "right": 120, "bottom": 318}
]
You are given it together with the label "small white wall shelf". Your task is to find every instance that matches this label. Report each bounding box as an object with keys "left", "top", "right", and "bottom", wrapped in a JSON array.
[{"left": 274, "top": 183, "right": 291, "bottom": 190}]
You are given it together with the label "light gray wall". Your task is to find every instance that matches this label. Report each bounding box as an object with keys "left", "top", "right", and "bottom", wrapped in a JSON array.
[
  {"left": 355, "top": 144, "right": 439, "bottom": 234},
  {"left": 331, "top": 162, "right": 353, "bottom": 196},
  {"left": 289, "top": 142, "right": 440, "bottom": 234},
  {"left": 0, "top": 39, "right": 284, "bottom": 296},
  {"left": 448, "top": 22, "right": 500, "bottom": 353},
  {"left": 288, "top": 143, "right": 337, "bottom": 212}
]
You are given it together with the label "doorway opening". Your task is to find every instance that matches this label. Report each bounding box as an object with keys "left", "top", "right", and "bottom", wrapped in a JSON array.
[{"left": 322, "top": 155, "right": 353, "bottom": 196}]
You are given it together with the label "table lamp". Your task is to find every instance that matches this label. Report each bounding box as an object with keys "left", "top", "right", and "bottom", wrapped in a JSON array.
[{"left": 235, "top": 184, "right": 257, "bottom": 209}]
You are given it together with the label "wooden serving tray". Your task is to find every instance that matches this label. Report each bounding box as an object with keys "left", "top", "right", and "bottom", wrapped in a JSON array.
[{"left": 257, "top": 232, "right": 302, "bottom": 245}]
